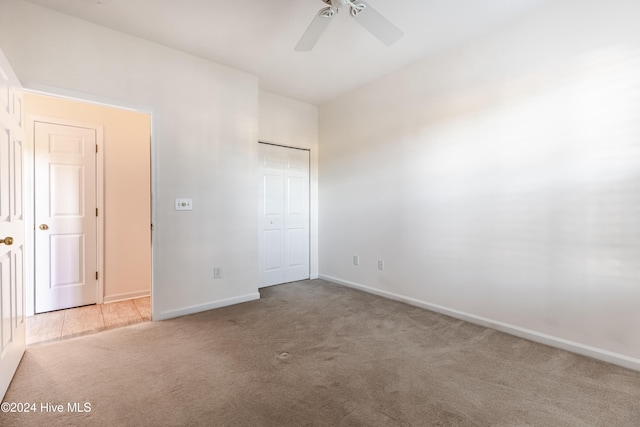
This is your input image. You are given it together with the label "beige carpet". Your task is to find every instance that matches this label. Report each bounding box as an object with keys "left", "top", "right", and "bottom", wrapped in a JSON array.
[{"left": 2, "top": 279, "right": 639, "bottom": 426}]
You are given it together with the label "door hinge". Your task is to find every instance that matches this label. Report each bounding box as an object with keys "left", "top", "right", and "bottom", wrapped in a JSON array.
[
  {"left": 96, "top": 208, "right": 98, "bottom": 217},
  {"left": 96, "top": 144, "right": 98, "bottom": 153},
  {"left": 96, "top": 271, "right": 99, "bottom": 280}
]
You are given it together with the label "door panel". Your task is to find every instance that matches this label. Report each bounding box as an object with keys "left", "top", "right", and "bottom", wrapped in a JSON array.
[
  {"left": 0, "top": 48, "right": 25, "bottom": 400},
  {"left": 12, "top": 246, "right": 23, "bottom": 330},
  {"left": 259, "top": 143, "right": 310, "bottom": 287},
  {"left": 13, "top": 139, "right": 22, "bottom": 220},
  {"left": 264, "top": 173, "right": 284, "bottom": 215},
  {"left": 287, "top": 228, "right": 306, "bottom": 267},
  {"left": 1, "top": 252, "right": 11, "bottom": 351},
  {"left": 264, "top": 230, "right": 284, "bottom": 271},
  {"left": 284, "top": 165, "right": 309, "bottom": 281},
  {"left": 50, "top": 234, "right": 84, "bottom": 287},
  {"left": 261, "top": 170, "right": 285, "bottom": 284},
  {"left": 287, "top": 176, "right": 305, "bottom": 214},
  {"left": 50, "top": 164, "right": 84, "bottom": 216},
  {"left": 0, "top": 129, "right": 8, "bottom": 223},
  {"left": 35, "top": 122, "right": 97, "bottom": 313}
]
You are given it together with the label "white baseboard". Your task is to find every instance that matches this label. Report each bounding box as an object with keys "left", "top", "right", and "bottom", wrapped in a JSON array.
[
  {"left": 103, "top": 290, "right": 151, "bottom": 304},
  {"left": 319, "top": 274, "right": 640, "bottom": 372},
  {"left": 153, "top": 292, "right": 260, "bottom": 321}
]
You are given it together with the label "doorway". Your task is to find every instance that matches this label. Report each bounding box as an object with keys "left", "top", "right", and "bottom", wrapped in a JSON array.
[
  {"left": 258, "top": 142, "right": 310, "bottom": 287},
  {"left": 27, "top": 296, "right": 151, "bottom": 345},
  {"left": 24, "top": 92, "right": 152, "bottom": 322}
]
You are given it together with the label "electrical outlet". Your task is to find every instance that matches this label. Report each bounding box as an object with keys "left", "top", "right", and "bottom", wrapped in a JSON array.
[
  {"left": 214, "top": 267, "right": 222, "bottom": 279},
  {"left": 378, "top": 260, "right": 385, "bottom": 271},
  {"left": 175, "top": 198, "right": 193, "bottom": 211},
  {"left": 353, "top": 255, "right": 359, "bottom": 266}
]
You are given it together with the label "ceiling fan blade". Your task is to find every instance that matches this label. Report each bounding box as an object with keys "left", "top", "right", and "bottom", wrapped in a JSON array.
[
  {"left": 295, "top": 7, "right": 335, "bottom": 51},
  {"left": 351, "top": 1, "right": 403, "bottom": 46}
]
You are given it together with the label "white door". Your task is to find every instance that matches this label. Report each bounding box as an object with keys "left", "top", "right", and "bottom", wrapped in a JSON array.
[
  {"left": 34, "top": 122, "right": 97, "bottom": 313},
  {"left": 0, "top": 49, "right": 26, "bottom": 399},
  {"left": 259, "top": 143, "right": 310, "bottom": 287}
]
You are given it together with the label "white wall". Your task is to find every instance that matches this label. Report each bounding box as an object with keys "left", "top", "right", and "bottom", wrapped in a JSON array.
[
  {"left": 319, "top": 0, "right": 640, "bottom": 368},
  {"left": 258, "top": 90, "right": 319, "bottom": 279},
  {"left": 0, "top": 0, "right": 261, "bottom": 319}
]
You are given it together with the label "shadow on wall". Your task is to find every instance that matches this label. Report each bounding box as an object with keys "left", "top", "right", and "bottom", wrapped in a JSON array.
[{"left": 319, "top": 35, "right": 640, "bottom": 361}]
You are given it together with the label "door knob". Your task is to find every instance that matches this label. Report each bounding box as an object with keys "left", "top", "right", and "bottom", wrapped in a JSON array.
[
  {"left": 39, "top": 224, "right": 49, "bottom": 230},
  {"left": 0, "top": 237, "right": 13, "bottom": 245}
]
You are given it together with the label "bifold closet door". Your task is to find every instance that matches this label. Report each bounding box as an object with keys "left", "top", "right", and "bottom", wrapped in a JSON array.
[{"left": 259, "top": 143, "right": 310, "bottom": 287}]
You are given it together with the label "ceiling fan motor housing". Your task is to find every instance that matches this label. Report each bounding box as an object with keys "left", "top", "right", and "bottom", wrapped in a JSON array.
[
  {"left": 322, "top": 0, "right": 367, "bottom": 17},
  {"left": 323, "top": 0, "right": 349, "bottom": 8}
]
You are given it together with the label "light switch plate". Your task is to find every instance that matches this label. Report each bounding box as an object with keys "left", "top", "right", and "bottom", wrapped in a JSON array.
[{"left": 175, "top": 198, "right": 193, "bottom": 211}]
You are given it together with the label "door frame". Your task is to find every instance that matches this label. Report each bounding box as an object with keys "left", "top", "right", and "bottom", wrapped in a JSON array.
[
  {"left": 25, "top": 115, "right": 104, "bottom": 315},
  {"left": 258, "top": 141, "right": 311, "bottom": 288},
  {"left": 21, "top": 87, "right": 155, "bottom": 321}
]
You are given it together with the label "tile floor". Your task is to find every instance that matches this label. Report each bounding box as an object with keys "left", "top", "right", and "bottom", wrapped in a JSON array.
[{"left": 26, "top": 297, "right": 151, "bottom": 346}]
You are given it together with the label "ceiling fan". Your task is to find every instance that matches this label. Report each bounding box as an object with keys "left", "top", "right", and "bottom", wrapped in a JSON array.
[{"left": 295, "top": 0, "right": 403, "bottom": 51}]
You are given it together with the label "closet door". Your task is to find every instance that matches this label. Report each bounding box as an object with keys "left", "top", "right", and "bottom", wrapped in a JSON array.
[{"left": 259, "top": 143, "right": 309, "bottom": 287}]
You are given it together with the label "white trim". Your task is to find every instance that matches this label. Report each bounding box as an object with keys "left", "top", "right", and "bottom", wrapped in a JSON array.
[
  {"left": 319, "top": 274, "right": 640, "bottom": 372},
  {"left": 149, "top": 113, "right": 157, "bottom": 323},
  {"left": 24, "top": 115, "right": 35, "bottom": 317},
  {"left": 102, "top": 290, "right": 150, "bottom": 304},
  {"left": 153, "top": 292, "right": 260, "bottom": 321},
  {"left": 25, "top": 115, "right": 105, "bottom": 315},
  {"left": 95, "top": 125, "right": 104, "bottom": 304}
]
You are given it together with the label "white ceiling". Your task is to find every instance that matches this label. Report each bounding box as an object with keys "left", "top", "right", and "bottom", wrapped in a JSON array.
[{"left": 24, "top": 0, "right": 551, "bottom": 105}]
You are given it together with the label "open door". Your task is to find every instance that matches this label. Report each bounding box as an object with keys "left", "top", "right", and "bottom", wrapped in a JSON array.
[{"left": 0, "top": 48, "right": 26, "bottom": 399}]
